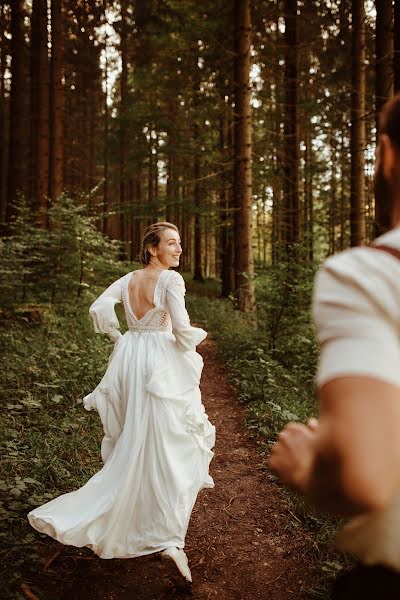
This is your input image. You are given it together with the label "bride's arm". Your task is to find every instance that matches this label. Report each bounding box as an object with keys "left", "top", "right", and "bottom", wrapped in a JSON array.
[
  {"left": 166, "top": 272, "right": 207, "bottom": 351},
  {"left": 89, "top": 277, "right": 123, "bottom": 342}
]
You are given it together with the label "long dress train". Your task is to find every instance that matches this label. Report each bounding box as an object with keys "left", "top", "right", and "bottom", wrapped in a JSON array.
[{"left": 28, "top": 269, "right": 215, "bottom": 559}]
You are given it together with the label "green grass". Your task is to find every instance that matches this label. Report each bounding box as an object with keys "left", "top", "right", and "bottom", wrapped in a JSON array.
[{"left": 0, "top": 298, "right": 116, "bottom": 599}]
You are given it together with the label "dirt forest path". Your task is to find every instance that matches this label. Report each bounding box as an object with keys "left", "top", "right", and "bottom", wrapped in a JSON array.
[{"left": 29, "top": 338, "right": 319, "bottom": 600}]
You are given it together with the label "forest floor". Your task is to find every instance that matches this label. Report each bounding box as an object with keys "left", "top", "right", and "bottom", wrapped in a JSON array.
[{"left": 24, "top": 338, "right": 322, "bottom": 600}]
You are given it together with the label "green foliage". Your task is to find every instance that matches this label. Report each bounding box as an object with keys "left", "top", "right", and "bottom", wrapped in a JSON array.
[
  {"left": 0, "top": 196, "right": 131, "bottom": 599},
  {"left": 0, "top": 307, "right": 117, "bottom": 598},
  {"left": 0, "top": 195, "right": 122, "bottom": 308}
]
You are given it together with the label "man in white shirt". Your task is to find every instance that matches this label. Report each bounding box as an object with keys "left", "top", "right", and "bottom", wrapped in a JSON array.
[{"left": 269, "top": 92, "right": 400, "bottom": 597}]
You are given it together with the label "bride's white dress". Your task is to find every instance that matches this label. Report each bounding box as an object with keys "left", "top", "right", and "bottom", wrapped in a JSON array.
[{"left": 28, "top": 269, "right": 215, "bottom": 559}]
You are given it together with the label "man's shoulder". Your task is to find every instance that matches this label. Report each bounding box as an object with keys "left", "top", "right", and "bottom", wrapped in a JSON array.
[{"left": 318, "top": 245, "right": 397, "bottom": 279}]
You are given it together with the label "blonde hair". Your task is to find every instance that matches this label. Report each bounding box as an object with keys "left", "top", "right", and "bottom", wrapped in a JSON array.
[{"left": 139, "top": 222, "right": 179, "bottom": 265}]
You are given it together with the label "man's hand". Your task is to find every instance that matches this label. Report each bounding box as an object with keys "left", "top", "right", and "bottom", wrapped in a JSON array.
[{"left": 268, "top": 419, "right": 318, "bottom": 493}]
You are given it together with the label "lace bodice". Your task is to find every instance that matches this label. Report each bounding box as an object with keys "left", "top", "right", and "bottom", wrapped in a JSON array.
[
  {"left": 121, "top": 270, "right": 174, "bottom": 332},
  {"left": 89, "top": 269, "right": 207, "bottom": 351}
]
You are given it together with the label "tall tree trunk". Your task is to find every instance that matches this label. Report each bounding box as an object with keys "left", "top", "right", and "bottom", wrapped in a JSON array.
[
  {"left": 49, "top": 0, "right": 64, "bottom": 204},
  {"left": 233, "top": 0, "right": 255, "bottom": 312},
  {"left": 7, "top": 0, "right": 26, "bottom": 223},
  {"left": 304, "top": 125, "right": 313, "bottom": 262},
  {"left": 394, "top": 0, "right": 400, "bottom": 92},
  {"left": 350, "top": 0, "right": 366, "bottom": 246},
  {"left": 283, "top": 0, "right": 300, "bottom": 249},
  {"left": 30, "top": 0, "right": 50, "bottom": 226},
  {"left": 375, "top": 0, "right": 393, "bottom": 235},
  {"left": 119, "top": 0, "right": 128, "bottom": 256},
  {"left": 193, "top": 122, "right": 204, "bottom": 282},
  {"left": 329, "top": 138, "right": 337, "bottom": 255},
  {"left": 220, "top": 99, "right": 234, "bottom": 297},
  {"left": 0, "top": 3, "right": 9, "bottom": 223},
  {"left": 166, "top": 153, "right": 175, "bottom": 223},
  {"left": 272, "top": 85, "right": 282, "bottom": 265},
  {"left": 103, "top": 23, "right": 110, "bottom": 235}
]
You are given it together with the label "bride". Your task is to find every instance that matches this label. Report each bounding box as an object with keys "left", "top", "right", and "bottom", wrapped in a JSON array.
[{"left": 28, "top": 221, "right": 215, "bottom": 583}]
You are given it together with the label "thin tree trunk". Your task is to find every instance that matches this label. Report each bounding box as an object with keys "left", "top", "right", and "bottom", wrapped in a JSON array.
[
  {"left": 304, "top": 126, "right": 313, "bottom": 262},
  {"left": 49, "top": 0, "right": 64, "bottom": 204},
  {"left": 103, "top": 23, "right": 109, "bottom": 235},
  {"left": 340, "top": 131, "right": 347, "bottom": 251},
  {"left": 329, "top": 138, "right": 337, "bottom": 255},
  {"left": 119, "top": 0, "right": 128, "bottom": 256},
  {"left": 233, "top": 0, "right": 255, "bottom": 311},
  {"left": 220, "top": 100, "right": 234, "bottom": 297},
  {"left": 0, "top": 2, "right": 8, "bottom": 223},
  {"left": 394, "top": 0, "right": 400, "bottom": 92},
  {"left": 350, "top": 0, "right": 366, "bottom": 246},
  {"left": 272, "top": 85, "right": 282, "bottom": 265},
  {"left": 193, "top": 122, "right": 204, "bottom": 282},
  {"left": 283, "top": 0, "right": 300, "bottom": 249},
  {"left": 30, "top": 0, "right": 50, "bottom": 226},
  {"left": 7, "top": 0, "right": 26, "bottom": 223},
  {"left": 153, "top": 133, "right": 159, "bottom": 220},
  {"left": 375, "top": 0, "right": 394, "bottom": 235}
]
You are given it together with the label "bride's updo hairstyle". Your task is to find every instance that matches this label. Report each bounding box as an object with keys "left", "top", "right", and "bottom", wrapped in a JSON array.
[{"left": 139, "top": 222, "right": 179, "bottom": 265}]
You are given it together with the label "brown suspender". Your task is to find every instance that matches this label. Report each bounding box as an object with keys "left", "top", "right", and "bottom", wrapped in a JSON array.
[{"left": 369, "top": 244, "right": 400, "bottom": 261}]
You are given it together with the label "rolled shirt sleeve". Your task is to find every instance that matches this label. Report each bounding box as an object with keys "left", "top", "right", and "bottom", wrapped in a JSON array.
[{"left": 313, "top": 248, "right": 400, "bottom": 389}]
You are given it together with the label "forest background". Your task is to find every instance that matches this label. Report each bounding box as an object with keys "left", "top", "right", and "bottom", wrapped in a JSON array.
[{"left": 0, "top": 0, "right": 397, "bottom": 598}]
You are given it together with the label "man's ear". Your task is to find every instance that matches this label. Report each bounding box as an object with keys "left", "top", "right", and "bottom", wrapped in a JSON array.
[{"left": 380, "top": 134, "right": 397, "bottom": 178}]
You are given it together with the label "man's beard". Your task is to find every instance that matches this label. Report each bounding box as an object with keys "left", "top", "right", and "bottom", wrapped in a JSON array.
[{"left": 374, "top": 159, "right": 394, "bottom": 233}]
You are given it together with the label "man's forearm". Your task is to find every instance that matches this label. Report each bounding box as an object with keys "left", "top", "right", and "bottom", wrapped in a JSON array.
[{"left": 305, "top": 450, "right": 378, "bottom": 517}]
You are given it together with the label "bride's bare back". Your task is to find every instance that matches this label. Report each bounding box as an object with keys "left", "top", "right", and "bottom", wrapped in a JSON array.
[{"left": 127, "top": 268, "right": 165, "bottom": 321}]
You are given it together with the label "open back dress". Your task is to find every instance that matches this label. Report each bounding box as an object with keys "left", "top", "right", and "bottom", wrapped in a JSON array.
[{"left": 28, "top": 268, "right": 215, "bottom": 559}]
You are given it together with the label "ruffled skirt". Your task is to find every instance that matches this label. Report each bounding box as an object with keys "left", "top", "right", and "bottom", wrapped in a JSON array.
[{"left": 28, "top": 330, "right": 215, "bottom": 559}]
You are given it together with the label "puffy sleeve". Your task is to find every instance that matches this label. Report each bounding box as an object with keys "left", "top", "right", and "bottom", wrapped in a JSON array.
[
  {"left": 89, "top": 277, "right": 123, "bottom": 342},
  {"left": 166, "top": 271, "right": 207, "bottom": 351},
  {"left": 312, "top": 249, "right": 400, "bottom": 388}
]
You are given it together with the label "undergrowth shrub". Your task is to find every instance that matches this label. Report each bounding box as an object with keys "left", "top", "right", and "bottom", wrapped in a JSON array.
[
  {"left": 0, "top": 195, "right": 123, "bottom": 308},
  {"left": 0, "top": 195, "right": 132, "bottom": 599}
]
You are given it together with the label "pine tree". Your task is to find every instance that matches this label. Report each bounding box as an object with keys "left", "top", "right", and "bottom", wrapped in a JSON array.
[
  {"left": 233, "top": 0, "right": 255, "bottom": 311},
  {"left": 350, "top": 0, "right": 366, "bottom": 246}
]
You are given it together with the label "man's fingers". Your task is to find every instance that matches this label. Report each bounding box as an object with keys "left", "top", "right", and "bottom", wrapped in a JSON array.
[{"left": 307, "top": 417, "right": 319, "bottom": 432}]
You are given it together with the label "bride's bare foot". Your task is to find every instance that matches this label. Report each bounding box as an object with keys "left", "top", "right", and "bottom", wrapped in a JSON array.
[{"left": 161, "top": 547, "right": 192, "bottom": 583}]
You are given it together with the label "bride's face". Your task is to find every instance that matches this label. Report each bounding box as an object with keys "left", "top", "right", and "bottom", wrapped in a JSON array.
[{"left": 151, "top": 228, "right": 182, "bottom": 268}]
